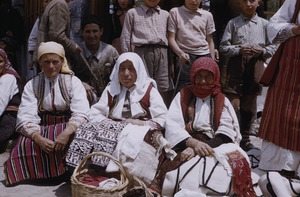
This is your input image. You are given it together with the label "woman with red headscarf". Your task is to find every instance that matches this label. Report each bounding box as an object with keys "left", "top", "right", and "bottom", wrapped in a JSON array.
[
  {"left": 155, "top": 57, "right": 256, "bottom": 196},
  {"left": 0, "top": 49, "right": 22, "bottom": 153}
]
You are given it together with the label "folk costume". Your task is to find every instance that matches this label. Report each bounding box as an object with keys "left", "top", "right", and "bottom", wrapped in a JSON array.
[
  {"left": 0, "top": 49, "right": 21, "bottom": 153},
  {"left": 160, "top": 57, "right": 255, "bottom": 196},
  {"left": 67, "top": 52, "right": 174, "bottom": 185},
  {"left": 4, "top": 42, "right": 89, "bottom": 185},
  {"left": 258, "top": 0, "right": 300, "bottom": 195}
]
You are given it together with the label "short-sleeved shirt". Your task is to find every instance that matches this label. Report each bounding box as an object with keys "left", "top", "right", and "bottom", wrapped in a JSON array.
[
  {"left": 168, "top": 6, "right": 215, "bottom": 56},
  {"left": 121, "top": 4, "right": 169, "bottom": 53}
]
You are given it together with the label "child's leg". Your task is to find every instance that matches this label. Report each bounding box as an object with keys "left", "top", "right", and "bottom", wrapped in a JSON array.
[{"left": 240, "top": 93, "right": 257, "bottom": 151}]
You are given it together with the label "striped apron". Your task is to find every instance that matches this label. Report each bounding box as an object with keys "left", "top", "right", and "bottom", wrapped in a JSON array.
[{"left": 258, "top": 35, "right": 300, "bottom": 151}]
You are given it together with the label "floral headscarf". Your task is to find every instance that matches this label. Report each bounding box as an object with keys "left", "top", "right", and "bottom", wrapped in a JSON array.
[
  {"left": 189, "top": 57, "right": 221, "bottom": 98},
  {"left": 109, "top": 52, "right": 157, "bottom": 102}
]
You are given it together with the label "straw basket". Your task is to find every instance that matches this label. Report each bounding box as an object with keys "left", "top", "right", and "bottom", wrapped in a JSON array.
[{"left": 71, "top": 152, "right": 129, "bottom": 197}]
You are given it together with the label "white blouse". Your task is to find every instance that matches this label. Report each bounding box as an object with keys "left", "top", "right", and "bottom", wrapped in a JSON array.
[
  {"left": 165, "top": 93, "right": 241, "bottom": 148},
  {"left": 89, "top": 85, "right": 168, "bottom": 128},
  {"left": 16, "top": 74, "right": 89, "bottom": 137},
  {"left": 0, "top": 74, "right": 19, "bottom": 116},
  {"left": 267, "top": 0, "right": 300, "bottom": 44}
]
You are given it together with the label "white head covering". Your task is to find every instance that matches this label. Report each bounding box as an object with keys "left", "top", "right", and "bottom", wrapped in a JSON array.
[
  {"left": 109, "top": 52, "right": 157, "bottom": 102},
  {"left": 38, "top": 41, "right": 73, "bottom": 74}
]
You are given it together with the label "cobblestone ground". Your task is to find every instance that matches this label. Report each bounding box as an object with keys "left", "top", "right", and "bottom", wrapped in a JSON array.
[{"left": 0, "top": 88, "right": 268, "bottom": 197}]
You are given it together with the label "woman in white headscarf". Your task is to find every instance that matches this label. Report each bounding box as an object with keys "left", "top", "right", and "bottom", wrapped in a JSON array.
[
  {"left": 4, "top": 41, "right": 89, "bottom": 185},
  {"left": 67, "top": 52, "right": 173, "bottom": 186}
]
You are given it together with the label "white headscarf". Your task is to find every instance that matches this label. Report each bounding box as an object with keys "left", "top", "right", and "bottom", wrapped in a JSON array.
[
  {"left": 109, "top": 52, "right": 157, "bottom": 102},
  {"left": 38, "top": 41, "right": 73, "bottom": 74}
]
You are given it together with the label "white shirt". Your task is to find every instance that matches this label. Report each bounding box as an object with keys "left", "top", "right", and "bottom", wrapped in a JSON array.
[
  {"left": 16, "top": 74, "right": 89, "bottom": 137},
  {"left": 165, "top": 93, "right": 241, "bottom": 148},
  {"left": 0, "top": 74, "right": 19, "bottom": 116},
  {"left": 28, "top": 18, "right": 39, "bottom": 53}
]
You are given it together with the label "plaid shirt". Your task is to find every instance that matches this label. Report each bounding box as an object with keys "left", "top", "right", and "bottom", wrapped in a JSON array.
[{"left": 120, "top": 4, "right": 169, "bottom": 53}]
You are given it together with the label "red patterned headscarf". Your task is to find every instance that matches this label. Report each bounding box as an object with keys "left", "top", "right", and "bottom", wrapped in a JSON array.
[{"left": 189, "top": 57, "right": 221, "bottom": 98}]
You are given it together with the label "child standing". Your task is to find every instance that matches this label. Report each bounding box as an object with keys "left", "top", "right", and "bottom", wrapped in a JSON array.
[
  {"left": 120, "top": 0, "right": 173, "bottom": 105},
  {"left": 168, "top": 0, "right": 216, "bottom": 93},
  {"left": 219, "top": 0, "right": 277, "bottom": 151}
]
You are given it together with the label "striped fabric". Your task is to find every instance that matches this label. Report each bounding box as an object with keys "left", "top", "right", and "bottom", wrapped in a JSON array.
[
  {"left": 4, "top": 114, "right": 70, "bottom": 185},
  {"left": 122, "top": 90, "right": 132, "bottom": 118},
  {"left": 258, "top": 36, "right": 300, "bottom": 151}
]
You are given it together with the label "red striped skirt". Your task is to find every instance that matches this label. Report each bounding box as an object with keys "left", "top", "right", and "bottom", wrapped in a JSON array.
[
  {"left": 258, "top": 36, "right": 300, "bottom": 151},
  {"left": 4, "top": 114, "right": 70, "bottom": 185}
]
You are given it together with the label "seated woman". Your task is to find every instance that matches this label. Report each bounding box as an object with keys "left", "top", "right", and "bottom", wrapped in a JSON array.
[
  {"left": 4, "top": 41, "right": 89, "bottom": 185},
  {"left": 67, "top": 52, "right": 173, "bottom": 185},
  {"left": 155, "top": 57, "right": 255, "bottom": 196},
  {"left": 0, "top": 49, "right": 22, "bottom": 153}
]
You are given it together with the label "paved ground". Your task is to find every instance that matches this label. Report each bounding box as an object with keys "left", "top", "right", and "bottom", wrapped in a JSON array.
[{"left": 0, "top": 88, "right": 267, "bottom": 197}]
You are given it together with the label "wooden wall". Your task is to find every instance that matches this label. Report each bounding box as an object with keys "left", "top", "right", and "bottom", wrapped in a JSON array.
[{"left": 24, "top": 0, "right": 43, "bottom": 36}]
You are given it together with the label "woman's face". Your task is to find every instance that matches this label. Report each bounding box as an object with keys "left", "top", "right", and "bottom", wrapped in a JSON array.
[
  {"left": 0, "top": 55, "right": 5, "bottom": 74},
  {"left": 118, "top": 0, "right": 131, "bottom": 10},
  {"left": 39, "top": 53, "right": 63, "bottom": 79},
  {"left": 194, "top": 70, "right": 214, "bottom": 86},
  {"left": 118, "top": 60, "right": 137, "bottom": 88}
]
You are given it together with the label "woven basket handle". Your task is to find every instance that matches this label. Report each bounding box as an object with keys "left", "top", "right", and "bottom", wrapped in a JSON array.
[
  {"left": 74, "top": 152, "right": 128, "bottom": 191},
  {"left": 133, "top": 176, "right": 161, "bottom": 197}
]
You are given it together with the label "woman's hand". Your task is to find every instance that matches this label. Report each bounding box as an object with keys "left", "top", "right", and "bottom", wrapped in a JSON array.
[
  {"left": 54, "top": 126, "right": 74, "bottom": 152},
  {"left": 187, "top": 138, "right": 214, "bottom": 157},
  {"left": 180, "top": 147, "right": 195, "bottom": 161},
  {"left": 123, "top": 118, "right": 144, "bottom": 126},
  {"left": 33, "top": 134, "right": 55, "bottom": 154}
]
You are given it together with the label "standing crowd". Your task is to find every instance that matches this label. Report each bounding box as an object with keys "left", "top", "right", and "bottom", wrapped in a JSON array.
[{"left": 0, "top": 0, "right": 299, "bottom": 196}]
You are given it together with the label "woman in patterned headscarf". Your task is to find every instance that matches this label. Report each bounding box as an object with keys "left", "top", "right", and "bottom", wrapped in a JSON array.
[
  {"left": 156, "top": 57, "right": 255, "bottom": 196},
  {"left": 4, "top": 41, "right": 89, "bottom": 185},
  {"left": 0, "top": 49, "right": 21, "bottom": 153}
]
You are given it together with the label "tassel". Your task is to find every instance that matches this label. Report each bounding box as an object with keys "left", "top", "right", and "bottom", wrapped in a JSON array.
[{"left": 227, "top": 150, "right": 256, "bottom": 197}]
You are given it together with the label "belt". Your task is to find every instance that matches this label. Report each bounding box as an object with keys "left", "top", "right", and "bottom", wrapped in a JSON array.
[{"left": 136, "top": 44, "right": 168, "bottom": 48}]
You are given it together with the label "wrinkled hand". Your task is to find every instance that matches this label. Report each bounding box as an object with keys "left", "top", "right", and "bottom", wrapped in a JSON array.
[
  {"left": 33, "top": 134, "right": 55, "bottom": 154},
  {"left": 187, "top": 138, "right": 214, "bottom": 157},
  {"left": 179, "top": 52, "right": 190, "bottom": 64},
  {"left": 123, "top": 118, "right": 144, "bottom": 126},
  {"left": 292, "top": 24, "right": 300, "bottom": 35},
  {"left": 180, "top": 147, "right": 195, "bottom": 161},
  {"left": 54, "top": 127, "right": 73, "bottom": 152},
  {"left": 239, "top": 45, "right": 253, "bottom": 56},
  {"left": 82, "top": 82, "right": 96, "bottom": 103}
]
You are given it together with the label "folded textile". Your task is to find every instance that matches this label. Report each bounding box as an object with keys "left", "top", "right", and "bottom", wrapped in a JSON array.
[
  {"left": 80, "top": 174, "right": 108, "bottom": 187},
  {"left": 98, "top": 178, "right": 120, "bottom": 188}
]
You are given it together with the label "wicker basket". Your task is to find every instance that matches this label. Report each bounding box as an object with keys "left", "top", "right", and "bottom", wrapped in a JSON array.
[{"left": 71, "top": 152, "right": 129, "bottom": 197}]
